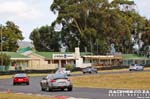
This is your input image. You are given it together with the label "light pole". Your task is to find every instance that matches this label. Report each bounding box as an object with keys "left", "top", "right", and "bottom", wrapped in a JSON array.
[{"left": 0, "top": 24, "right": 3, "bottom": 66}]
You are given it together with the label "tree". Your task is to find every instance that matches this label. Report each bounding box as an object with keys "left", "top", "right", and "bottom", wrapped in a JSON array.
[
  {"left": 140, "top": 19, "right": 150, "bottom": 57},
  {"left": 30, "top": 25, "right": 60, "bottom": 51},
  {"left": 32, "top": 0, "right": 148, "bottom": 55},
  {"left": 109, "top": 0, "right": 136, "bottom": 53},
  {"left": 0, "top": 53, "right": 11, "bottom": 66},
  {"left": 51, "top": 0, "right": 111, "bottom": 53},
  {"left": 50, "top": 0, "right": 139, "bottom": 54},
  {"left": 0, "top": 21, "right": 24, "bottom": 51}
]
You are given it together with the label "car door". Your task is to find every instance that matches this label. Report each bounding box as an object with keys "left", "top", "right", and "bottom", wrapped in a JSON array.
[{"left": 137, "top": 64, "right": 143, "bottom": 70}]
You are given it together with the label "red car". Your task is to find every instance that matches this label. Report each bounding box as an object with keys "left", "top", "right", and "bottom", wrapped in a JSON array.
[{"left": 13, "top": 73, "right": 30, "bottom": 85}]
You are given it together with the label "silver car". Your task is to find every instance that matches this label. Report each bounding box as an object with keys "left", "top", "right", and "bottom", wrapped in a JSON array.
[
  {"left": 129, "top": 64, "right": 144, "bottom": 71},
  {"left": 40, "top": 74, "right": 73, "bottom": 91},
  {"left": 55, "top": 68, "right": 71, "bottom": 76}
]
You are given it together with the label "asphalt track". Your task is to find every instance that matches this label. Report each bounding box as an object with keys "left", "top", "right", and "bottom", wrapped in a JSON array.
[{"left": 0, "top": 70, "right": 150, "bottom": 99}]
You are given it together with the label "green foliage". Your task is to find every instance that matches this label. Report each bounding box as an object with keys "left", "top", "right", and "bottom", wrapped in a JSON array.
[
  {"left": 0, "top": 53, "right": 11, "bottom": 66},
  {"left": 65, "top": 64, "right": 74, "bottom": 71},
  {"left": 30, "top": 25, "right": 60, "bottom": 51},
  {"left": 0, "top": 21, "right": 24, "bottom": 51},
  {"left": 50, "top": 0, "right": 140, "bottom": 54},
  {"left": 29, "top": 0, "right": 149, "bottom": 56}
]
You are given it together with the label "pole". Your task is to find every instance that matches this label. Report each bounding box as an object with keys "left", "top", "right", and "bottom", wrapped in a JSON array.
[
  {"left": 0, "top": 24, "right": 3, "bottom": 66},
  {"left": 90, "top": 33, "right": 92, "bottom": 55}
]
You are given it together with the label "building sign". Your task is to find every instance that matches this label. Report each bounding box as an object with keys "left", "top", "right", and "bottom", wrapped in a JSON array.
[{"left": 53, "top": 54, "right": 75, "bottom": 59}]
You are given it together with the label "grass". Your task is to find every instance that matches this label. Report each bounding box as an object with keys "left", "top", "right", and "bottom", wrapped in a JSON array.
[
  {"left": 71, "top": 68, "right": 129, "bottom": 75},
  {"left": 0, "top": 67, "right": 150, "bottom": 79},
  {"left": 100, "top": 68, "right": 128, "bottom": 72},
  {"left": 0, "top": 73, "right": 49, "bottom": 79},
  {"left": 0, "top": 93, "right": 57, "bottom": 99},
  {"left": 70, "top": 72, "right": 150, "bottom": 90},
  {"left": 72, "top": 67, "right": 150, "bottom": 74}
]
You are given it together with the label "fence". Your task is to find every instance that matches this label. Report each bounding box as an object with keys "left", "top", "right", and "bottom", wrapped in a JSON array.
[{"left": 0, "top": 66, "right": 9, "bottom": 71}]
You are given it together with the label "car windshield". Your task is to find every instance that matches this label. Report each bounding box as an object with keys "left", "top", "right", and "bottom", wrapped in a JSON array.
[
  {"left": 46, "top": 74, "right": 53, "bottom": 79},
  {"left": 46, "top": 74, "right": 67, "bottom": 79},
  {"left": 14, "top": 73, "right": 27, "bottom": 77},
  {"left": 136, "top": 64, "right": 143, "bottom": 66},
  {"left": 84, "top": 67, "right": 92, "bottom": 69},
  {"left": 131, "top": 64, "right": 143, "bottom": 66},
  {"left": 53, "top": 74, "right": 67, "bottom": 79},
  {"left": 56, "top": 69, "right": 64, "bottom": 73}
]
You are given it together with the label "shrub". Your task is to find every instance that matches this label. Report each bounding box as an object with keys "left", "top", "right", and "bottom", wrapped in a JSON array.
[
  {"left": 65, "top": 64, "right": 74, "bottom": 71},
  {"left": 0, "top": 53, "right": 11, "bottom": 66}
]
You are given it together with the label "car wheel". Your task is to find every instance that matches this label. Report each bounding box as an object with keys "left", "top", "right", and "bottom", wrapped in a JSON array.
[
  {"left": 83, "top": 72, "right": 85, "bottom": 74},
  {"left": 26, "top": 82, "right": 29, "bottom": 85},
  {"left": 61, "top": 88, "right": 64, "bottom": 91},
  {"left": 67, "top": 86, "right": 72, "bottom": 91},
  {"left": 129, "top": 69, "right": 132, "bottom": 71},
  {"left": 48, "top": 88, "right": 53, "bottom": 92},
  {"left": 41, "top": 88, "right": 46, "bottom": 91},
  {"left": 13, "top": 82, "right": 16, "bottom": 85},
  {"left": 141, "top": 68, "right": 144, "bottom": 71}
]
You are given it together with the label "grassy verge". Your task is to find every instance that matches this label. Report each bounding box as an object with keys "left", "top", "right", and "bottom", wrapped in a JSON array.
[
  {"left": 0, "top": 73, "right": 48, "bottom": 79},
  {"left": 100, "top": 68, "right": 128, "bottom": 72},
  {"left": 70, "top": 72, "right": 150, "bottom": 90},
  {"left": 0, "top": 67, "right": 150, "bottom": 79},
  {"left": 0, "top": 93, "right": 57, "bottom": 99},
  {"left": 71, "top": 68, "right": 128, "bottom": 75},
  {"left": 72, "top": 67, "right": 150, "bottom": 74}
]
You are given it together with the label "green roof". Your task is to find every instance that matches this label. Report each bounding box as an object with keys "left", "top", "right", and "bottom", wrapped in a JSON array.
[
  {"left": 80, "top": 52, "right": 91, "bottom": 56},
  {"left": 35, "top": 52, "right": 91, "bottom": 59},
  {"left": 2, "top": 52, "right": 29, "bottom": 58},
  {"left": 123, "top": 54, "right": 149, "bottom": 60},
  {"left": 17, "top": 47, "right": 32, "bottom": 53}
]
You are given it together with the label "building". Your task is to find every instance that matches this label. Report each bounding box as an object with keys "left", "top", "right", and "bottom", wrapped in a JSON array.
[
  {"left": 82, "top": 54, "right": 150, "bottom": 68},
  {"left": 82, "top": 54, "right": 123, "bottom": 68},
  {"left": 0, "top": 52, "right": 31, "bottom": 71},
  {"left": 21, "top": 47, "right": 90, "bottom": 70},
  {"left": 0, "top": 47, "right": 149, "bottom": 71},
  {"left": 122, "top": 54, "right": 150, "bottom": 66}
]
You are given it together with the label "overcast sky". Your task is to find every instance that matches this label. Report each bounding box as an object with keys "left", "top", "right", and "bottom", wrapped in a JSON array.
[{"left": 0, "top": 0, "right": 150, "bottom": 41}]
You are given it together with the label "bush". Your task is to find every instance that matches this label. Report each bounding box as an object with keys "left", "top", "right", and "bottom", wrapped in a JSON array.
[
  {"left": 65, "top": 64, "right": 74, "bottom": 71},
  {"left": 0, "top": 53, "right": 11, "bottom": 66}
]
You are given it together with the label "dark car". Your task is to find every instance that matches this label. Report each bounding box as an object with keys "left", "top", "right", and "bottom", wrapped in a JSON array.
[
  {"left": 82, "top": 67, "right": 98, "bottom": 74},
  {"left": 40, "top": 74, "right": 73, "bottom": 91},
  {"left": 13, "top": 73, "right": 30, "bottom": 85}
]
